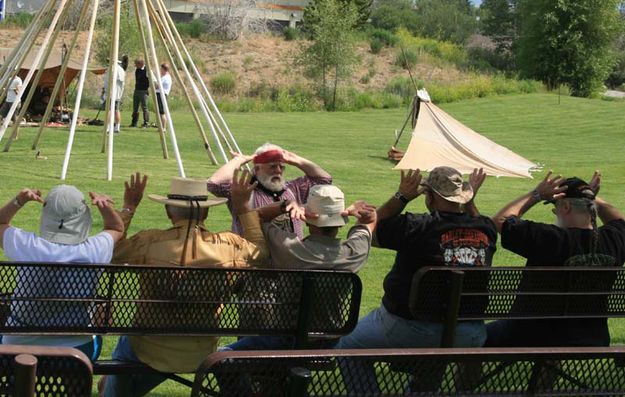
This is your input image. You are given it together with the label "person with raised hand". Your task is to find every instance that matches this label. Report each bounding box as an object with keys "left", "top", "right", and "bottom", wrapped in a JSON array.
[
  {"left": 0, "top": 185, "right": 124, "bottom": 361},
  {"left": 487, "top": 170, "right": 625, "bottom": 348},
  {"left": 335, "top": 166, "right": 497, "bottom": 393},
  {"left": 222, "top": 170, "right": 376, "bottom": 352}
]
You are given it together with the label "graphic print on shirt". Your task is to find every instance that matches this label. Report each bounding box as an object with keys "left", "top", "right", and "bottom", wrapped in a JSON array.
[{"left": 440, "top": 228, "right": 489, "bottom": 267}]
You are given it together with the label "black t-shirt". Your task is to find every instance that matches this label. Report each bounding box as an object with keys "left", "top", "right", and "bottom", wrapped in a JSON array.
[
  {"left": 500, "top": 217, "right": 625, "bottom": 346},
  {"left": 377, "top": 211, "right": 498, "bottom": 319}
]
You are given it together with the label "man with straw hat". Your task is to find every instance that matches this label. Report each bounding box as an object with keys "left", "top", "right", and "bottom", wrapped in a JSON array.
[
  {"left": 101, "top": 172, "right": 268, "bottom": 397},
  {"left": 335, "top": 166, "right": 497, "bottom": 393},
  {"left": 0, "top": 184, "right": 124, "bottom": 361}
]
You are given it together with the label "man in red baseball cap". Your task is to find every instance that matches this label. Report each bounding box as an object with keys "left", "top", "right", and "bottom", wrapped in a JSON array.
[{"left": 207, "top": 143, "right": 332, "bottom": 237}]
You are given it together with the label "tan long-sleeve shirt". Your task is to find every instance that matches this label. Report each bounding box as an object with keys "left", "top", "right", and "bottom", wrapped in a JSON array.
[{"left": 113, "top": 210, "right": 267, "bottom": 373}]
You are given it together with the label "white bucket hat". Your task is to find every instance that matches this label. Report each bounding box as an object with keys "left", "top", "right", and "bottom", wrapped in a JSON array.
[
  {"left": 39, "top": 185, "right": 92, "bottom": 245},
  {"left": 305, "top": 185, "right": 348, "bottom": 228},
  {"left": 148, "top": 177, "right": 227, "bottom": 208}
]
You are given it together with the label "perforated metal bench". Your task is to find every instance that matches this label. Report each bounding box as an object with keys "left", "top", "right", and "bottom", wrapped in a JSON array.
[
  {"left": 410, "top": 266, "right": 625, "bottom": 347},
  {"left": 191, "top": 347, "right": 625, "bottom": 396},
  {"left": 0, "top": 263, "right": 361, "bottom": 387},
  {"left": 0, "top": 344, "right": 92, "bottom": 397}
]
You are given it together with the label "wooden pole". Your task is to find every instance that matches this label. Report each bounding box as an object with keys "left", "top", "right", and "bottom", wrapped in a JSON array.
[
  {"left": 32, "top": 0, "right": 91, "bottom": 151},
  {"left": 151, "top": 0, "right": 229, "bottom": 163},
  {"left": 61, "top": 0, "right": 100, "bottom": 180},
  {"left": 139, "top": 0, "right": 186, "bottom": 177},
  {"left": 131, "top": 0, "right": 168, "bottom": 159},
  {"left": 0, "top": 0, "right": 71, "bottom": 144},
  {"left": 155, "top": 0, "right": 244, "bottom": 158},
  {"left": 146, "top": 2, "right": 217, "bottom": 164},
  {"left": 106, "top": 0, "right": 122, "bottom": 181},
  {"left": 0, "top": 0, "right": 54, "bottom": 94}
]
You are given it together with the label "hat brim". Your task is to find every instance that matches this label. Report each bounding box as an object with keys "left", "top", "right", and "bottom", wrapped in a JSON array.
[
  {"left": 40, "top": 207, "right": 92, "bottom": 245},
  {"left": 148, "top": 194, "right": 227, "bottom": 208},
  {"left": 426, "top": 182, "right": 474, "bottom": 204},
  {"left": 306, "top": 214, "right": 348, "bottom": 228}
]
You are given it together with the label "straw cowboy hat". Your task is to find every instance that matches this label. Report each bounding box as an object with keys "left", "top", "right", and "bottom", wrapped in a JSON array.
[{"left": 148, "top": 177, "right": 227, "bottom": 208}]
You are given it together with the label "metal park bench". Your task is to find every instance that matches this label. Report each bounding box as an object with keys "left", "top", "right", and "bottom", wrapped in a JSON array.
[
  {"left": 0, "top": 344, "right": 92, "bottom": 397},
  {"left": 191, "top": 347, "right": 625, "bottom": 396},
  {"left": 0, "top": 263, "right": 362, "bottom": 387},
  {"left": 410, "top": 266, "right": 625, "bottom": 347}
]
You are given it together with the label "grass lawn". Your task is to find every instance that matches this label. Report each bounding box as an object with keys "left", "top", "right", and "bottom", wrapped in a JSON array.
[{"left": 0, "top": 92, "right": 624, "bottom": 395}]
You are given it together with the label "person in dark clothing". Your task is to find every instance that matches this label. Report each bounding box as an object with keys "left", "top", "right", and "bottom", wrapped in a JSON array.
[
  {"left": 130, "top": 59, "right": 149, "bottom": 128},
  {"left": 335, "top": 166, "right": 498, "bottom": 393},
  {"left": 488, "top": 171, "right": 625, "bottom": 347}
]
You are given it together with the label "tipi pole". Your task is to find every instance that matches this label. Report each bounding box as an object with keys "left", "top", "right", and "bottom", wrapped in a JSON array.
[
  {"left": 146, "top": 2, "right": 217, "bottom": 164},
  {"left": 62, "top": 0, "right": 100, "bottom": 180},
  {"left": 3, "top": 0, "right": 75, "bottom": 152},
  {"left": 0, "top": 0, "right": 70, "bottom": 144},
  {"left": 106, "top": 0, "right": 122, "bottom": 181},
  {"left": 32, "top": 0, "right": 91, "bottom": 151},
  {"left": 151, "top": 0, "right": 229, "bottom": 163},
  {"left": 0, "top": 0, "right": 54, "bottom": 93},
  {"left": 131, "top": 0, "right": 168, "bottom": 159},
  {"left": 139, "top": 0, "right": 185, "bottom": 177},
  {"left": 156, "top": 0, "right": 242, "bottom": 157}
]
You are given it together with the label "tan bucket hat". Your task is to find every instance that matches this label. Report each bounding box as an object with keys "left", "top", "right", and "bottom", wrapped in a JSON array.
[
  {"left": 149, "top": 177, "right": 227, "bottom": 208},
  {"left": 422, "top": 166, "right": 474, "bottom": 204},
  {"left": 305, "top": 185, "right": 348, "bottom": 227}
]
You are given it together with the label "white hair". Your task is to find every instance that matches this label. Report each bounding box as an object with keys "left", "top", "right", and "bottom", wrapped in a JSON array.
[{"left": 254, "top": 142, "right": 283, "bottom": 155}]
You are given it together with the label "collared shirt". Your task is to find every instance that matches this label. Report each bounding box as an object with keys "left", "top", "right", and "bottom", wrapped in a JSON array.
[
  {"left": 155, "top": 73, "right": 172, "bottom": 95},
  {"left": 263, "top": 222, "right": 371, "bottom": 271},
  {"left": 103, "top": 63, "right": 126, "bottom": 101},
  {"left": 207, "top": 175, "right": 332, "bottom": 238},
  {"left": 7, "top": 76, "right": 22, "bottom": 103},
  {"left": 112, "top": 211, "right": 268, "bottom": 373}
]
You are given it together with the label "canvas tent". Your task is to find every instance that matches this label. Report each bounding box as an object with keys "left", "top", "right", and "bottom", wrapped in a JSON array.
[
  {"left": 0, "top": 47, "right": 106, "bottom": 100},
  {"left": 394, "top": 90, "right": 538, "bottom": 178}
]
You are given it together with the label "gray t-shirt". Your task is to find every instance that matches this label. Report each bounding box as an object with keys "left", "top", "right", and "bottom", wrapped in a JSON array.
[{"left": 263, "top": 223, "right": 372, "bottom": 271}]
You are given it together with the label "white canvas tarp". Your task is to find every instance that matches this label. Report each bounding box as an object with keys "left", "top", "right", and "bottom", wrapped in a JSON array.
[{"left": 394, "top": 94, "right": 538, "bottom": 178}]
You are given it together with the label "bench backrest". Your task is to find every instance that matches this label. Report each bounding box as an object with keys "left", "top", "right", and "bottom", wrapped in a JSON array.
[
  {"left": 0, "top": 344, "right": 92, "bottom": 397},
  {"left": 191, "top": 347, "right": 625, "bottom": 397},
  {"left": 409, "top": 266, "right": 625, "bottom": 346},
  {"left": 0, "top": 263, "right": 361, "bottom": 345}
]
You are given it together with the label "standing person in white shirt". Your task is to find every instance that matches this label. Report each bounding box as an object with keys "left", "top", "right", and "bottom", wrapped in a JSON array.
[
  {"left": 0, "top": 185, "right": 124, "bottom": 361},
  {"left": 103, "top": 55, "right": 128, "bottom": 133},
  {"left": 0, "top": 75, "right": 23, "bottom": 124},
  {"left": 154, "top": 63, "right": 172, "bottom": 131}
]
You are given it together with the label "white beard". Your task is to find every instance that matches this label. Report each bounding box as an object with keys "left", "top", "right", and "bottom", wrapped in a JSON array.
[{"left": 257, "top": 173, "right": 285, "bottom": 192}]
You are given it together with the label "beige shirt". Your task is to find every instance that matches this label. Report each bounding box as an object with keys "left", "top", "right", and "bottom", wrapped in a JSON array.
[
  {"left": 113, "top": 210, "right": 267, "bottom": 373},
  {"left": 263, "top": 223, "right": 372, "bottom": 272}
]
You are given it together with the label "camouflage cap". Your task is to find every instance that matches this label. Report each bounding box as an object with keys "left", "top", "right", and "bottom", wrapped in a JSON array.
[{"left": 423, "top": 166, "right": 474, "bottom": 204}]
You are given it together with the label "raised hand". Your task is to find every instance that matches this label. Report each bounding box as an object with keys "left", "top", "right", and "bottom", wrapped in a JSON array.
[
  {"left": 399, "top": 169, "right": 423, "bottom": 201},
  {"left": 281, "top": 150, "right": 299, "bottom": 166},
  {"left": 342, "top": 200, "right": 376, "bottom": 218},
  {"left": 123, "top": 172, "right": 148, "bottom": 211},
  {"left": 284, "top": 200, "right": 306, "bottom": 222},
  {"left": 589, "top": 170, "right": 601, "bottom": 196},
  {"left": 89, "top": 192, "right": 114, "bottom": 209},
  {"left": 536, "top": 171, "right": 567, "bottom": 201},
  {"left": 230, "top": 150, "right": 253, "bottom": 165},
  {"left": 16, "top": 188, "right": 44, "bottom": 206},
  {"left": 231, "top": 169, "right": 257, "bottom": 213},
  {"left": 469, "top": 168, "right": 486, "bottom": 196}
]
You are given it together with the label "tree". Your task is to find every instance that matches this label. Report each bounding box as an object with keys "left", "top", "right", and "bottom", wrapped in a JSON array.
[
  {"left": 299, "top": 0, "right": 359, "bottom": 110},
  {"left": 303, "top": 0, "right": 371, "bottom": 30},
  {"left": 480, "top": 0, "right": 518, "bottom": 47},
  {"left": 370, "top": 0, "right": 419, "bottom": 32},
  {"left": 413, "top": 0, "right": 478, "bottom": 44},
  {"left": 516, "top": 0, "right": 622, "bottom": 97}
]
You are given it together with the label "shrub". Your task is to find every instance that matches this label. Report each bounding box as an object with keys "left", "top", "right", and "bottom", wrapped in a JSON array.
[
  {"left": 0, "top": 13, "right": 35, "bottom": 28},
  {"left": 210, "top": 72, "right": 236, "bottom": 95},
  {"left": 369, "top": 28, "right": 399, "bottom": 47},
  {"left": 359, "top": 75, "right": 371, "bottom": 84},
  {"left": 384, "top": 76, "right": 423, "bottom": 99},
  {"left": 176, "top": 20, "right": 208, "bottom": 38},
  {"left": 283, "top": 27, "right": 299, "bottom": 41},
  {"left": 394, "top": 49, "right": 418, "bottom": 69},
  {"left": 369, "top": 38, "right": 384, "bottom": 54}
]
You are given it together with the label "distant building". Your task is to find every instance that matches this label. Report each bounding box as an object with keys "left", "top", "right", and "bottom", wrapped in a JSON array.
[{"left": 4, "top": 0, "right": 308, "bottom": 27}]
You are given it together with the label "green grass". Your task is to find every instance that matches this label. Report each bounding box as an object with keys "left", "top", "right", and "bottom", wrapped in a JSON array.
[{"left": 0, "top": 93, "right": 624, "bottom": 395}]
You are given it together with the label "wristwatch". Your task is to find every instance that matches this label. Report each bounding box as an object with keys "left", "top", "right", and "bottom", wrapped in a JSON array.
[
  {"left": 393, "top": 191, "right": 409, "bottom": 205},
  {"left": 12, "top": 197, "right": 22, "bottom": 208}
]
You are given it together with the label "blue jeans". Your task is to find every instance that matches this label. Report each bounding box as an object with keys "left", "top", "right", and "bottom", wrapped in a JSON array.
[
  {"left": 0, "top": 335, "right": 101, "bottom": 362},
  {"left": 334, "top": 305, "right": 486, "bottom": 393},
  {"left": 103, "top": 336, "right": 167, "bottom": 397}
]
